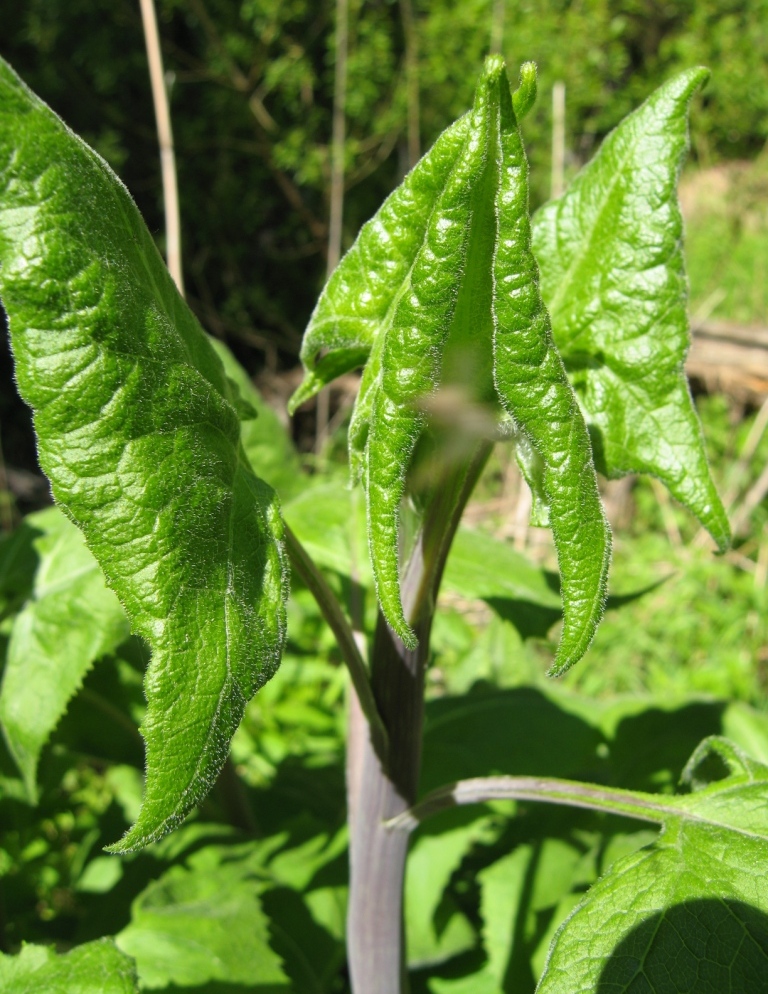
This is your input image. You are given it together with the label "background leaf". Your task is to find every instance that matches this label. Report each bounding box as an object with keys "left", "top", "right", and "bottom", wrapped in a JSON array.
[
  {"left": 211, "top": 339, "right": 304, "bottom": 502},
  {"left": 116, "top": 857, "right": 289, "bottom": 991},
  {"left": 532, "top": 69, "right": 729, "bottom": 550},
  {"left": 0, "top": 939, "right": 138, "bottom": 994},
  {"left": 0, "top": 507, "right": 129, "bottom": 801},
  {"left": 0, "top": 57, "right": 288, "bottom": 850},
  {"left": 406, "top": 813, "right": 497, "bottom": 969}
]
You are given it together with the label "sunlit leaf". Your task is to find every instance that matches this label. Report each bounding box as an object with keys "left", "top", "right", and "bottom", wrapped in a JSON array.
[
  {"left": 0, "top": 939, "right": 137, "bottom": 994},
  {"left": 291, "top": 58, "right": 610, "bottom": 670},
  {"left": 533, "top": 69, "right": 729, "bottom": 550},
  {"left": 0, "top": 57, "right": 289, "bottom": 850},
  {"left": 116, "top": 859, "right": 289, "bottom": 989}
]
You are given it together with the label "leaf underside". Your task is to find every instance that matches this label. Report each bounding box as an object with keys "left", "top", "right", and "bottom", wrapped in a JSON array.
[
  {"left": 538, "top": 738, "right": 768, "bottom": 992},
  {"left": 533, "top": 68, "right": 730, "bottom": 551},
  {"left": 292, "top": 57, "right": 610, "bottom": 670},
  {"left": 0, "top": 57, "right": 288, "bottom": 851}
]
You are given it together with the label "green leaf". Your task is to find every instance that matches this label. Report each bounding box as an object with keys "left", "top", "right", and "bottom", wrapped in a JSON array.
[
  {"left": 283, "top": 480, "right": 371, "bottom": 584},
  {"left": 287, "top": 113, "right": 470, "bottom": 413},
  {"left": 478, "top": 844, "right": 533, "bottom": 990},
  {"left": 406, "top": 814, "right": 496, "bottom": 968},
  {"left": 532, "top": 69, "right": 730, "bottom": 550},
  {"left": 421, "top": 685, "right": 604, "bottom": 796},
  {"left": 0, "top": 507, "right": 130, "bottom": 800},
  {"left": 210, "top": 338, "right": 304, "bottom": 501},
  {"left": 537, "top": 737, "right": 768, "bottom": 993},
  {"left": 0, "top": 939, "right": 138, "bottom": 994},
  {"left": 443, "top": 528, "right": 561, "bottom": 609},
  {"left": 291, "top": 58, "right": 610, "bottom": 670},
  {"left": 116, "top": 859, "right": 289, "bottom": 990},
  {"left": 0, "top": 518, "right": 38, "bottom": 614},
  {"left": 0, "top": 57, "right": 289, "bottom": 850}
]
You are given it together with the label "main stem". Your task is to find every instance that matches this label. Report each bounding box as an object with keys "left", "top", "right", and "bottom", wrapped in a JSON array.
[{"left": 346, "top": 443, "right": 491, "bottom": 994}]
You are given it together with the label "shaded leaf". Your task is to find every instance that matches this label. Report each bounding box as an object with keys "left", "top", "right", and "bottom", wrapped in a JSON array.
[
  {"left": 0, "top": 57, "right": 289, "bottom": 850},
  {"left": 406, "top": 814, "right": 496, "bottom": 968},
  {"left": 0, "top": 507, "right": 129, "bottom": 800},
  {"left": 537, "top": 738, "right": 768, "bottom": 993},
  {"left": 0, "top": 939, "right": 138, "bottom": 994},
  {"left": 533, "top": 69, "right": 729, "bottom": 550},
  {"left": 421, "top": 685, "right": 604, "bottom": 796}
]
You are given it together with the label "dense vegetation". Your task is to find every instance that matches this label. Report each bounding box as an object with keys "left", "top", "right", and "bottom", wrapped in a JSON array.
[{"left": 1, "top": 5, "right": 768, "bottom": 992}]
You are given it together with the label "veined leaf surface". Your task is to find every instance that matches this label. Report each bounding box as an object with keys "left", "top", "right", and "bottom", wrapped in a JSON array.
[
  {"left": 0, "top": 939, "right": 138, "bottom": 994},
  {"left": 533, "top": 69, "right": 730, "bottom": 550},
  {"left": 0, "top": 507, "right": 130, "bottom": 801},
  {"left": 538, "top": 738, "right": 768, "bottom": 992},
  {"left": 0, "top": 57, "right": 288, "bottom": 850},
  {"left": 292, "top": 57, "right": 610, "bottom": 670}
]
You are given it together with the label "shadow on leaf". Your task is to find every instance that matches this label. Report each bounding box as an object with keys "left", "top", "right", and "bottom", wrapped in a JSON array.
[{"left": 597, "top": 899, "right": 768, "bottom": 993}]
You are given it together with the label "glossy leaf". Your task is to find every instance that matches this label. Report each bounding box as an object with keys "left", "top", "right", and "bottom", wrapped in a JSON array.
[
  {"left": 533, "top": 69, "right": 730, "bottom": 550},
  {"left": 116, "top": 859, "right": 289, "bottom": 989},
  {"left": 538, "top": 738, "right": 768, "bottom": 992},
  {"left": 0, "top": 507, "right": 129, "bottom": 801},
  {"left": 0, "top": 57, "right": 289, "bottom": 850},
  {"left": 291, "top": 58, "right": 610, "bottom": 670},
  {"left": 0, "top": 939, "right": 138, "bottom": 994}
]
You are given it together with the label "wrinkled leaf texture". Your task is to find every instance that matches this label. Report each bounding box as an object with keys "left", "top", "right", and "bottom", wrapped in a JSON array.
[
  {"left": 0, "top": 57, "right": 288, "bottom": 850},
  {"left": 291, "top": 57, "right": 610, "bottom": 672},
  {"left": 533, "top": 68, "right": 729, "bottom": 550},
  {"left": 538, "top": 738, "right": 768, "bottom": 992}
]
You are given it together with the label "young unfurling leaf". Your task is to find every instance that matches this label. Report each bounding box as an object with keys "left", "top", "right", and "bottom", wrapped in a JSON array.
[{"left": 292, "top": 57, "right": 611, "bottom": 671}]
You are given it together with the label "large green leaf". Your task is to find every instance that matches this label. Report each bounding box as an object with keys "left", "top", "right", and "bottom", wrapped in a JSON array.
[
  {"left": 116, "top": 858, "right": 289, "bottom": 990},
  {"left": 291, "top": 57, "right": 610, "bottom": 671},
  {"left": 0, "top": 939, "right": 138, "bottom": 994},
  {"left": 0, "top": 507, "right": 129, "bottom": 801},
  {"left": 0, "top": 57, "right": 289, "bottom": 850},
  {"left": 532, "top": 69, "right": 729, "bottom": 550},
  {"left": 537, "top": 738, "right": 768, "bottom": 993}
]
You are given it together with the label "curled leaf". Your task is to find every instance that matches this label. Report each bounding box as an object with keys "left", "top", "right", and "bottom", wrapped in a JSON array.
[{"left": 292, "top": 57, "right": 611, "bottom": 669}]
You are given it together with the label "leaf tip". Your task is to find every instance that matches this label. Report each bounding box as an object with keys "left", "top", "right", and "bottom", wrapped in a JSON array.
[
  {"left": 482, "top": 53, "right": 506, "bottom": 81},
  {"left": 512, "top": 62, "right": 538, "bottom": 121}
]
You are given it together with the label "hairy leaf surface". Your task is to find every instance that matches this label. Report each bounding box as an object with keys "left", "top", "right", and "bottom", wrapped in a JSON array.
[
  {"left": 291, "top": 58, "right": 610, "bottom": 669},
  {"left": 0, "top": 939, "right": 138, "bottom": 994},
  {"left": 533, "top": 69, "right": 729, "bottom": 550},
  {"left": 0, "top": 57, "right": 288, "bottom": 850},
  {"left": 0, "top": 507, "right": 129, "bottom": 800},
  {"left": 537, "top": 738, "right": 768, "bottom": 992}
]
